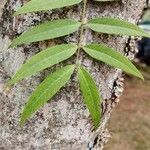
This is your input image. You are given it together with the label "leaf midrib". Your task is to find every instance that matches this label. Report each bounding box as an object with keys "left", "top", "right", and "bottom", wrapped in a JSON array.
[
  {"left": 85, "top": 48, "right": 139, "bottom": 75},
  {"left": 88, "top": 23, "right": 145, "bottom": 33},
  {"left": 15, "top": 0, "right": 82, "bottom": 15},
  {"left": 16, "top": 23, "right": 80, "bottom": 43},
  {"left": 22, "top": 67, "right": 73, "bottom": 119},
  {"left": 80, "top": 70, "right": 99, "bottom": 113},
  {"left": 12, "top": 47, "right": 76, "bottom": 82}
]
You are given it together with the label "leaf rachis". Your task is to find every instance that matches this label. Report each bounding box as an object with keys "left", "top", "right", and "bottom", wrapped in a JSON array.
[{"left": 8, "top": 0, "right": 147, "bottom": 128}]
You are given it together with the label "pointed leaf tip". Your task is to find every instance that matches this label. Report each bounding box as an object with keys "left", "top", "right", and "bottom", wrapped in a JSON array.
[
  {"left": 20, "top": 65, "right": 75, "bottom": 125},
  {"left": 83, "top": 44, "right": 143, "bottom": 80},
  {"left": 11, "top": 19, "right": 81, "bottom": 47},
  {"left": 8, "top": 44, "right": 78, "bottom": 85},
  {"left": 14, "top": 0, "right": 82, "bottom": 16},
  {"left": 87, "top": 17, "right": 150, "bottom": 38},
  {"left": 78, "top": 67, "right": 101, "bottom": 129}
]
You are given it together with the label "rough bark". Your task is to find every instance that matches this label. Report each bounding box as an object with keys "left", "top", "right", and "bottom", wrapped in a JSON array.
[{"left": 0, "top": 0, "right": 148, "bottom": 150}]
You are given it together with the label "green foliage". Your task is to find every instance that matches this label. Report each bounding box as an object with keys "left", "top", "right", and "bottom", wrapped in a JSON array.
[
  {"left": 11, "top": 19, "right": 81, "bottom": 47},
  {"left": 83, "top": 44, "right": 143, "bottom": 79},
  {"left": 20, "top": 65, "right": 75, "bottom": 125},
  {"left": 14, "top": 0, "right": 82, "bottom": 16},
  {"left": 87, "top": 17, "right": 150, "bottom": 37},
  {"left": 9, "top": 0, "right": 148, "bottom": 128},
  {"left": 8, "top": 44, "right": 77, "bottom": 85},
  {"left": 78, "top": 67, "right": 101, "bottom": 129}
]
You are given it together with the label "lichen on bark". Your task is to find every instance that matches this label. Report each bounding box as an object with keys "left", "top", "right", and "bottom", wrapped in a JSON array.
[{"left": 0, "top": 0, "right": 148, "bottom": 149}]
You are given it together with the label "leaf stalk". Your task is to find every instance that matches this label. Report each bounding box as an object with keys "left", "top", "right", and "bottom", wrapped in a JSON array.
[{"left": 75, "top": 0, "right": 87, "bottom": 68}]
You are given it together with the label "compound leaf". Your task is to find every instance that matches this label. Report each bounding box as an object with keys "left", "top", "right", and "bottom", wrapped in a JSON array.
[
  {"left": 20, "top": 65, "right": 75, "bottom": 125},
  {"left": 14, "top": 0, "right": 82, "bottom": 16},
  {"left": 8, "top": 44, "right": 77, "bottom": 85},
  {"left": 83, "top": 44, "right": 143, "bottom": 79},
  {"left": 11, "top": 19, "right": 81, "bottom": 47},
  {"left": 87, "top": 17, "right": 150, "bottom": 37},
  {"left": 78, "top": 67, "right": 101, "bottom": 129}
]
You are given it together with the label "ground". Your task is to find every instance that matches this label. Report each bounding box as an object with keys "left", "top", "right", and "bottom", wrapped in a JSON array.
[{"left": 105, "top": 65, "right": 150, "bottom": 150}]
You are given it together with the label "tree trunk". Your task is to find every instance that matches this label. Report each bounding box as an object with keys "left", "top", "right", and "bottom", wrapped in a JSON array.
[{"left": 0, "top": 0, "right": 148, "bottom": 150}]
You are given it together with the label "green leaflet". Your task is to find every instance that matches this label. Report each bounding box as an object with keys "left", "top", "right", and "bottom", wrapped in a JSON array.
[
  {"left": 20, "top": 65, "right": 75, "bottom": 125},
  {"left": 10, "top": 19, "right": 81, "bottom": 47},
  {"left": 78, "top": 67, "right": 101, "bottom": 129},
  {"left": 8, "top": 0, "right": 144, "bottom": 129},
  {"left": 8, "top": 44, "right": 77, "bottom": 85},
  {"left": 87, "top": 17, "right": 150, "bottom": 37},
  {"left": 83, "top": 44, "right": 144, "bottom": 79},
  {"left": 14, "top": 0, "right": 82, "bottom": 16}
]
